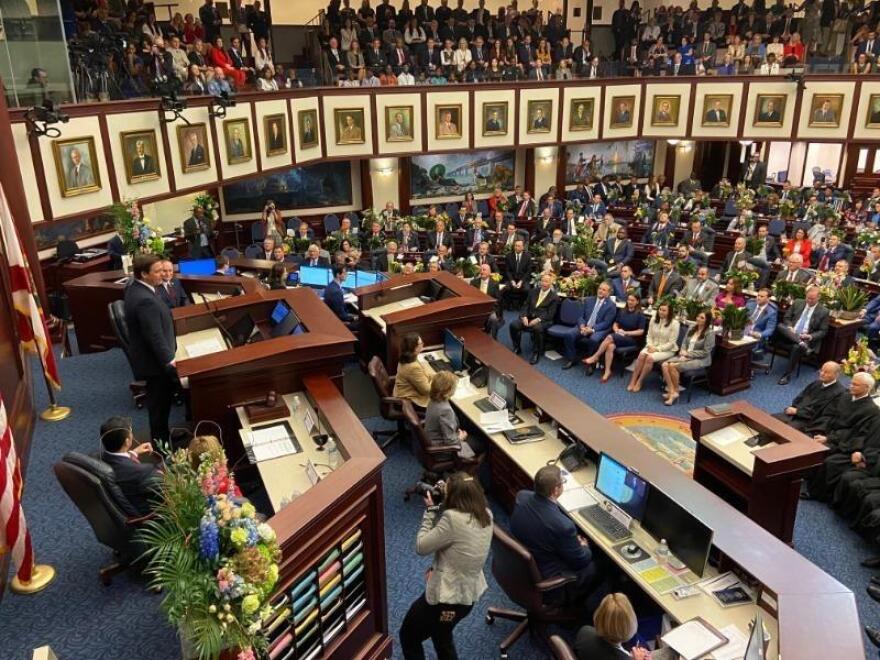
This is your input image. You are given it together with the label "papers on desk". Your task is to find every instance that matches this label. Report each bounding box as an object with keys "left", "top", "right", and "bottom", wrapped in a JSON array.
[
  {"left": 185, "top": 337, "right": 226, "bottom": 358},
  {"left": 710, "top": 625, "right": 750, "bottom": 660},
  {"left": 242, "top": 424, "right": 301, "bottom": 463},
  {"left": 398, "top": 298, "right": 422, "bottom": 309},
  {"left": 558, "top": 487, "right": 597, "bottom": 512},
  {"left": 700, "top": 571, "right": 755, "bottom": 608},
  {"left": 661, "top": 618, "right": 728, "bottom": 660},
  {"left": 479, "top": 409, "right": 514, "bottom": 433},
  {"left": 704, "top": 422, "right": 753, "bottom": 448},
  {"left": 343, "top": 292, "right": 358, "bottom": 305}
]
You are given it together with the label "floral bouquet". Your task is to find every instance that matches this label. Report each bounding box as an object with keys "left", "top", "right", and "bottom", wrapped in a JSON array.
[
  {"left": 110, "top": 199, "right": 165, "bottom": 257},
  {"left": 842, "top": 338, "right": 880, "bottom": 383},
  {"left": 734, "top": 184, "right": 756, "bottom": 212},
  {"left": 139, "top": 448, "right": 281, "bottom": 660},
  {"left": 193, "top": 193, "right": 219, "bottom": 223}
]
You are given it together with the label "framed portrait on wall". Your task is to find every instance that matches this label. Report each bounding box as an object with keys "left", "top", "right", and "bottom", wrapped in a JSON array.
[
  {"left": 263, "top": 114, "right": 288, "bottom": 156},
  {"left": 651, "top": 95, "right": 680, "bottom": 127},
  {"left": 120, "top": 129, "right": 161, "bottom": 184},
  {"left": 701, "top": 94, "right": 733, "bottom": 127},
  {"left": 609, "top": 95, "right": 635, "bottom": 129},
  {"left": 435, "top": 104, "right": 462, "bottom": 139},
  {"left": 569, "top": 98, "right": 594, "bottom": 131},
  {"left": 334, "top": 108, "right": 366, "bottom": 145},
  {"left": 526, "top": 99, "right": 553, "bottom": 133},
  {"left": 753, "top": 94, "right": 786, "bottom": 127},
  {"left": 482, "top": 101, "right": 508, "bottom": 136},
  {"left": 867, "top": 95, "right": 880, "bottom": 128},
  {"left": 223, "top": 118, "right": 252, "bottom": 164},
  {"left": 298, "top": 109, "right": 319, "bottom": 148},
  {"left": 385, "top": 105, "right": 414, "bottom": 142},
  {"left": 52, "top": 136, "right": 102, "bottom": 197},
  {"left": 177, "top": 123, "right": 211, "bottom": 173},
  {"left": 807, "top": 94, "right": 844, "bottom": 128}
]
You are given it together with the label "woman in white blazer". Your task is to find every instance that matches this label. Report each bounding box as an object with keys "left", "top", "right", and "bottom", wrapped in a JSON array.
[{"left": 628, "top": 301, "right": 680, "bottom": 393}]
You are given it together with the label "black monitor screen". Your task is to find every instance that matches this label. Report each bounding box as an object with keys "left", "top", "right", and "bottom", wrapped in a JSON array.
[
  {"left": 641, "top": 486, "right": 714, "bottom": 577},
  {"left": 443, "top": 329, "right": 465, "bottom": 371},
  {"left": 270, "top": 307, "right": 302, "bottom": 338},
  {"left": 487, "top": 367, "right": 516, "bottom": 411},
  {"left": 227, "top": 313, "right": 256, "bottom": 347},
  {"left": 593, "top": 453, "right": 650, "bottom": 521}
]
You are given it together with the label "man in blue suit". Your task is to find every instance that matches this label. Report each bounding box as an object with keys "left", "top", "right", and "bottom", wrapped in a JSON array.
[
  {"left": 561, "top": 282, "right": 616, "bottom": 369},
  {"left": 862, "top": 295, "right": 880, "bottom": 342},
  {"left": 814, "top": 233, "right": 849, "bottom": 271},
  {"left": 324, "top": 264, "right": 358, "bottom": 329},
  {"left": 609, "top": 265, "right": 638, "bottom": 300},
  {"left": 586, "top": 193, "right": 606, "bottom": 219},
  {"left": 510, "top": 465, "right": 602, "bottom": 606},
  {"left": 602, "top": 227, "right": 634, "bottom": 275},
  {"left": 745, "top": 288, "right": 778, "bottom": 359}
]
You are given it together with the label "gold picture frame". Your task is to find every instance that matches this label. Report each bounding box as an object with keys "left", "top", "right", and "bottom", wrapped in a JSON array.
[
  {"left": 867, "top": 94, "right": 880, "bottom": 128},
  {"left": 177, "top": 123, "right": 211, "bottom": 173},
  {"left": 223, "top": 118, "right": 252, "bottom": 164},
  {"left": 482, "top": 101, "right": 508, "bottom": 137},
  {"left": 651, "top": 95, "right": 681, "bottom": 127},
  {"left": 334, "top": 107, "right": 366, "bottom": 145},
  {"left": 120, "top": 129, "right": 161, "bottom": 184},
  {"left": 701, "top": 94, "right": 733, "bottom": 127},
  {"left": 527, "top": 99, "right": 553, "bottom": 134},
  {"left": 298, "top": 109, "right": 319, "bottom": 149},
  {"left": 52, "top": 136, "right": 102, "bottom": 198},
  {"left": 807, "top": 93, "right": 844, "bottom": 128},
  {"left": 385, "top": 105, "right": 414, "bottom": 142},
  {"left": 263, "top": 114, "right": 288, "bottom": 156},
  {"left": 753, "top": 94, "right": 786, "bottom": 127},
  {"left": 569, "top": 98, "right": 594, "bottom": 132},
  {"left": 435, "top": 104, "right": 462, "bottom": 139},
  {"left": 609, "top": 95, "right": 635, "bottom": 129}
]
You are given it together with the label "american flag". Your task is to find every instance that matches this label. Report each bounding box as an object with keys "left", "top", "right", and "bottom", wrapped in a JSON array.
[
  {"left": 0, "top": 184, "right": 60, "bottom": 389},
  {"left": 0, "top": 393, "right": 34, "bottom": 582}
]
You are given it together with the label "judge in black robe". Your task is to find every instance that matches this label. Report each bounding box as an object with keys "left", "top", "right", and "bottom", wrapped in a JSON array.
[{"left": 773, "top": 362, "right": 844, "bottom": 435}]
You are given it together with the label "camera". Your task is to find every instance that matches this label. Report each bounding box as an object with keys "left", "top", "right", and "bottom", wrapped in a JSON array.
[{"left": 414, "top": 480, "right": 444, "bottom": 503}]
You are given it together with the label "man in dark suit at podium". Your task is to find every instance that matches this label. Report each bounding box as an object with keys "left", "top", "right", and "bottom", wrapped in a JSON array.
[
  {"left": 124, "top": 254, "right": 178, "bottom": 444},
  {"left": 502, "top": 238, "right": 532, "bottom": 310},
  {"left": 509, "top": 273, "right": 558, "bottom": 364}
]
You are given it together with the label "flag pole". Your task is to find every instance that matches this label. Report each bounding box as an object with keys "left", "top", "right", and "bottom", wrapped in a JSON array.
[
  {"left": 39, "top": 373, "right": 69, "bottom": 422},
  {"left": 9, "top": 563, "right": 56, "bottom": 594}
]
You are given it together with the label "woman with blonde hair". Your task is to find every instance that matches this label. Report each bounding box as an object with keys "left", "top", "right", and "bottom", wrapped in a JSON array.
[
  {"left": 425, "top": 371, "right": 485, "bottom": 460},
  {"left": 574, "top": 592, "right": 650, "bottom": 659}
]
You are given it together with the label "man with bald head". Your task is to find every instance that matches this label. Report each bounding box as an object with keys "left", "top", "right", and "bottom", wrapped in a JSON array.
[
  {"left": 773, "top": 361, "right": 844, "bottom": 434},
  {"left": 775, "top": 286, "right": 830, "bottom": 385},
  {"left": 804, "top": 372, "right": 880, "bottom": 501},
  {"left": 776, "top": 253, "right": 811, "bottom": 284}
]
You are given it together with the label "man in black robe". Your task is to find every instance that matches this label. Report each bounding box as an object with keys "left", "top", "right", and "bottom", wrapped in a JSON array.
[
  {"left": 804, "top": 373, "right": 880, "bottom": 501},
  {"left": 774, "top": 361, "right": 844, "bottom": 434}
]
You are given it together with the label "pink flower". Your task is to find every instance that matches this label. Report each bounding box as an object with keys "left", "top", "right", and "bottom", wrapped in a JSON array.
[{"left": 237, "top": 649, "right": 256, "bottom": 660}]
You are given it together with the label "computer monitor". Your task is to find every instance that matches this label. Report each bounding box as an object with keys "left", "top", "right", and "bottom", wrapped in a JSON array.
[
  {"left": 342, "top": 270, "right": 358, "bottom": 289},
  {"left": 227, "top": 313, "right": 257, "bottom": 347},
  {"left": 356, "top": 270, "right": 379, "bottom": 287},
  {"left": 641, "top": 485, "right": 714, "bottom": 577},
  {"left": 270, "top": 303, "right": 302, "bottom": 338},
  {"left": 744, "top": 613, "right": 767, "bottom": 660},
  {"left": 178, "top": 258, "right": 216, "bottom": 275},
  {"left": 299, "top": 266, "right": 331, "bottom": 287},
  {"left": 487, "top": 367, "right": 517, "bottom": 412},
  {"left": 593, "top": 453, "right": 650, "bottom": 521},
  {"left": 270, "top": 301, "right": 291, "bottom": 325},
  {"left": 443, "top": 329, "right": 465, "bottom": 372}
]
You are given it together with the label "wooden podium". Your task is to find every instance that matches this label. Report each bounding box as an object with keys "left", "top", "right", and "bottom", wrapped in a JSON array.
[
  {"left": 64, "top": 270, "right": 261, "bottom": 353},
  {"left": 691, "top": 401, "right": 828, "bottom": 543},
  {"left": 356, "top": 271, "right": 495, "bottom": 373}
]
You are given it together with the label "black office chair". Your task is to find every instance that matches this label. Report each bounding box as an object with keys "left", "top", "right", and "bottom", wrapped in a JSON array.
[
  {"left": 548, "top": 635, "right": 578, "bottom": 660},
  {"left": 485, "top": 526, "right": 580, "bottom": 659},
  {"left": 681, "top": 367, "right": 710, "bottom": 403},
  {"left": 53, "top": 452, "right": 153, "bottom": 585},
  {"left": 107, "top": 300, "right": 147, "bottom": 409},
  {"left": 366, "top": 356, "right": 406, "bottom": 451}
]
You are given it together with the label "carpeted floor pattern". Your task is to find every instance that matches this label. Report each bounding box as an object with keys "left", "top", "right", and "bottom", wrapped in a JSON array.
[{"left": 2, "top": 315, "right": 880, "bottom": 659}]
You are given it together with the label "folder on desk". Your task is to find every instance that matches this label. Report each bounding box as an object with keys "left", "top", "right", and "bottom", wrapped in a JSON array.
[{"left": 660, "top": 617, "right": 728, "bottom": 660}]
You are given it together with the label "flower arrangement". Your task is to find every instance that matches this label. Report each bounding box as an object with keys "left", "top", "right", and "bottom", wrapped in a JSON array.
[
  {"left": 835, "top": 285, "right": 869, "bottom": 319},
  {"left": 715, "top": 181, "right": 733, "bottom": 200},
  {"left": 565, "top": 199, "right": 584, "bottom": 214},
  {"left": 811, "top": 272, "right": 839, "bottom": 308},
  {"left": 194, "top": 193, "right": 219, "bottom": 223},
  {"left": 388, "top": 260, "right": 425, "bottom": 274},
  {"left": 361, "top": 207, "right": 381, "bottom": 230},
  {"left": 697, "top": 208, "right": 717, "bottom": 227},
  {"left": 643, "top": 252, "right": 666, "bottom": 274},
  {"left": 778, "top": 198, "right": 798, "bottom": 220},
  {"left": 772, "top": 280, "right": 806, "bottom": 305},
  {"left": 284, "top": 236, "right": 311, "bottom": 255},
  {"left": 110, "top": 200, "right": 166, "bottom": 257},
  {"left": 720, "top": 303, "right": 749, "bottom": 340},
  {"left": 453, "top": 258, "right": 478, "bottom": 278},
  {"left": 727, "top": 268, "right": 759, "bottom": 291},
  {"left": 681, "top": 298, "right": 712, "bottom": 322},
  {"left": 322, "top": 234, "right": 340, "bottom": 254},
  {"left": 734, "top": 184, "right": 756, "bottom": 212},
  {"left": 139, "top": 448, "right": 281, "bottom": 660},
  {"left": 857, "top": 228, "right": 880, "bottom": 248},
  {"left": 676, "top": 258, "right": 696, "bottom": 278},
  {"left": 569, "top": 227, "right": 599, "bottom": 260},
  {"left": 842, "top": 337, "right": 880, "bottom": 382},
  {"left": 634, "top": 205, "right": 649, "bottom": 221},
  {"left": 558, "top": 273, "right": 601, "bottom": 298}
]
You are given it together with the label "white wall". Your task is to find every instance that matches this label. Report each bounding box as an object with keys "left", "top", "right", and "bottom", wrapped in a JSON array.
[
  {"left": 672, "top": 143, "right": 696, "bottom": 189},
  {"left": 370, "top": 158, "right": 401, "bottom": 211},
  {"left": 534, "top": 147, "right": 559, "bottom": 197}
]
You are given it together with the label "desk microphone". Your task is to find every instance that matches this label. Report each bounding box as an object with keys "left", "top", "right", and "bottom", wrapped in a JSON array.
[{"left": 196, "top": 292, "right": 236, "bottom": 348}]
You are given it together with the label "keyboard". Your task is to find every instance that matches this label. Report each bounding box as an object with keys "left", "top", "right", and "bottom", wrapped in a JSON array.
[
  {"left": 579, "top": 504, "right": 632, "bottom": 542},
  {"left": 474, "top": 397, "right": 497, "bottom": 412},
  {"left": 425, "top": 357, "right": 454, "bottom": 373}
]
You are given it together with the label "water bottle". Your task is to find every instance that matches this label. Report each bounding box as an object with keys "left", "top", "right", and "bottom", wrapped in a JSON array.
[
  {"left": 326, "top": 437, "right": 342, "bottom": 469},
  {"left": 292, "top": 395, "right": 302, "bottom": 412},
  {"left": 656, "top": 538, "right": 670, "bottom": 562}
]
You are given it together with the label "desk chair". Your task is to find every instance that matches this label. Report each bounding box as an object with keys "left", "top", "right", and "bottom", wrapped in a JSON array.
[
  {"left": 546, "top": 298, "right": 585, "bottom": 351},
  {"left": 400, "top": 400, "right": 477, "bottom": 500},
  {"left": 53, "top": 452, "right": 153, "bottom": 585},
  {"left": 244, "top": 243, "right": 264, "bottom": 259},
  {"left": 221, "top": 246, "right": 242, "bottom": 260},
  {"left": 485, "top": 526, "right": 580, "bottom": 659},
  {"left": 548, "top": 635, "right": 577, "bottom": 660},
  {"left": 681, "top": 367, "right": 709, "bottom": 403},
  {"left": 108, "top": 301, "right": 147, "bottom": 409},
  {"left": 367, "top": 356, "right": 406, "bottom": 451},
  {"left": 323, "top": 214, "right": 340, "bottom": 234},
  {"left": 250, "top": 222, "right": 265, "bottom": 243}
]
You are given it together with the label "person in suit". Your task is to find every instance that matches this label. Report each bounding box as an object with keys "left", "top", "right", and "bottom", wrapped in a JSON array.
[
  {"left": 742, "top": 153, "right": 768, "bottom": 189},
  {"left": 720, "top": 236, "right": 752, "bottom": 276},
  {"left": 682, "top": 219, "right": 710, "bottom": 265},
  {"left": 427, "top": 219, "right": 453, "bottom": 251},
  {"left": 774, "top": 361, "right": 845, "bottom": 434},
  {"left": 301, "top": 113, "right": 317, "bottom": 144},
  {"left": 666, "top": 52, "right": 695, "bottom": 75},
  {"left": 514, "top": 191, "right": 537, "bottom": 219},
  {"left": 531, "top": 107, "right": 549, "bottom": 130},
  {"left": 65, "top": 147, "right": 94, "bottom": 189},
  {"left": 397, "top": 221, "right": 420, "bottom": 252},
  {"left": 812, "top": 99, "right": 837, "bottom": 123},
  {"left": 99, "top": 416, "right": 163, "bottom": 516},
  {"left": 704, "top": 99, "right": 728, "bottom": 124},
  {"left": 861, "top": 294, "right": 880, "bottom": 341},
  {"left": 608, "top": 265, "right": 638, "bottom": 300},
  {"left": 775, "top": 253, "right": 813, "bottom": 285},
  {"left": 157, "top": 259, "right": 189, "bottom": 309},
  {"left": 532, "top": 208, "right": 556, "bottom": 243},
  {"left": 561, "top": 282, "right": 618, "bottom": 370},
  {"left": 303, "top": 243, "right": 330, "bottom": 268},
  {"left": 267, "top": 121, "right": 285, "bottom": 151},
  {"left": 758, "top": 99, "right": 781, "bottom": 123},
  {"left": 775, "top": 287, "right": 830, "bottom": 385},
  {"left": 647, "top": 259, "right": 684, "bottom": 305},
  {"left": 228, "top": 127, "right": 246, "bottom": 158},
  {"left": 324, "top": 264, "right": 358, "bottom": 329},
  {"left": 814, "top": 233, "right": 849, "bottom": 271},
  {"left": 574, "top": 593, "right": 649, "bottom": 660},
  {"left": 471, "top": 263, "right": 503, "bottom": 339},
  {"left": 745, "top": 288, "right": 779, "bottom": 358},
  {"left": 509, "top": 273, "right": 558, "bottom": 364},
  {"left": 502, "top": 238, "right": 532, "bottom": 310},
  {"left": 399, "top": 471, "right": 492, "bottom": 660},
  {"left": 124, "top": 254, "right": 178, "bottom": 444},
  {"left": 750, "top": 225, "right": 781, "bottom": 286},
  {"left": 185, "top": 129, "right": 206, "bottom": 166},
  {"left": 612, "top": 100, "right": 631, "bottom": 125},
  {"left": 469, "top": 241, "right": 496, "bottom": 271},
  {"left": 681, "top": 266, "right": 719, "bottom": 304},
  {"left": 510, "top": 465, "right": 603, "bottom": 607},
  {"left": 601, "top": 227, "right": 634, "bottom": 275},
  {"left": 107, "top": 233, "right": 125, "bottom": 270},
  {"left": 130, "top": 140, "right": 155, "bottom": 176}
]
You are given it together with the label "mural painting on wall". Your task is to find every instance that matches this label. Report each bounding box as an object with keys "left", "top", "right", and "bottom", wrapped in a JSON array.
[
  {"left": 565, "top": 141, "right": 655, "bottom": 183},
  {"left": 410, "top": 149, "right": 515, "bottom": 199},
  {"left": 222, "top": 162, "right": 353, "bottom": 214}
]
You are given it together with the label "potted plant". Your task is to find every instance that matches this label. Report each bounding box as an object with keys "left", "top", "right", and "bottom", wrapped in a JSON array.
[
  {"left": 772, "top": 280, "right": 806, "bottom": 307},
  {"left": 110, "top": 199, "right": 166, "bottom": 266},
  {"left": 721, "top": 303, "right": 749, "bottom": 340},
  {"left": 676, "top": 259, "right": 696, "bottom": 278},
  {"left": 682, "top": 298, "right": 712, "bottom": 322},
  {"left": 569, "top": 229, "right": 599, "bottom": 261},
  {"left": 728, "top": 268, "right": 759, "bottom": 292},
  {"left": 835, "top": 285, "right": 869, "bottom": 320},
  {"left": 778, "top": 198, "right": 798, "bottom": 220},
  {"left": 454, "top": 258, "right": 478, "bottom": 279},
  {"left": 841, "top": 337, "right": 880, "bottom": 384}
]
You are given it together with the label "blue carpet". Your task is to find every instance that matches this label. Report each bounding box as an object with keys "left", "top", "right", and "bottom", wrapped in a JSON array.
[{"left": 2, "top": 321, "right": 879, "bottom": 659}]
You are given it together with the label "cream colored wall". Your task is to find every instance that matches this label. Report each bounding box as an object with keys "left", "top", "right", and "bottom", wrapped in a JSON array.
[
  {"left": 376, "top": 93, "right": 423, "bottom": 156},
  {"left": 796, "top": 81, "right": 856, "bottom": 141},
  {"left": 691, "top": 82, "right": 744, "bottom": 140},
  {"left": 370, "top": 159, "right": 401, "bottom": 210},
  {"left": 561, "top": 86, "right": 600, "bottom": 143},
  {"left": 167, "top": 106, "right": 220, "bottom": 190},
  {"left": 290, "top": 96, "right": 322, "bottom": 164},
  {"left": 852, "top": 81, "right": 880, "bottom": 141},
  {"left": 322, "top": 94, "right": 375, "bottom": 158},
  {"left": 534, "top": 147, "right": 559, "bottom": 196},
  {"left": 672, "top": 143, "right": 696, "bottom": 188},
  {"left": 603, "top": 84, "right": 642, "bottom": 141},
  {"left": 12, "top": 123, "right": 43, "bottom": 223},
  {"left": 426, "top": 91, "right": 471, "bottom": 153},
  {"left": 518, "top": 87, "right": 560, "bottom": 146},
  {"left": 216, "top": 102, "right": 260, "bottom": 180},
  {"left": 142, "top": 192, "right": 207, "bottom": 235},
  {"left": 742, "top": 81, "right": 798, "bottom": 140},
  {"left": 105, "top": 110, "right": 172, "bottom": 202},
  {"left": 255, "top": 98, "right": 294, "bottom": 170}
]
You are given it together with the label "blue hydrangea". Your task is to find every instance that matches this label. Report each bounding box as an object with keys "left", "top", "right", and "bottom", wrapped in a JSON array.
[{"left": 199, "top": 513, "right": 220, "bottom": 561}]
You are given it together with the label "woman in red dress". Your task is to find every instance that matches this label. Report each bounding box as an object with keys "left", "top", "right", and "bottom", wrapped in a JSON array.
[{"left": 209, "top": 36, "right": 246, "bottom": 88}]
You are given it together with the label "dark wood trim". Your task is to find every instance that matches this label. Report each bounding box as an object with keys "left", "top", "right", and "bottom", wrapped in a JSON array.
[
  {"left": 513, "top": 89, "right": 520, "bottom": 148},
  {"left": 286, "top": 98, "right": 297, "bottom": 165},
  {"left": 319, "top": 100, "right": 328, "bottom": 161},
  {"left": 398, "top": 158, "right": 411, "bottom": 213},
  {"left": 686, "top": 81, "right": 697, "bottom": 137},
  {"left": 27, "top": 131, "right": 54, "bottom": 226},
  {"left": 847, "top": 80, "right": 862, "bottom": 141},
  {"left": 524, "top": 148, "right": 535, "bottom": 194},
  {"left": 370, "top": 93, "right": 379, "bottom": 156},
  {"left": 360, "top": 160, "right": 373, "bottom": 209},
  {"left": 97, "top": 115, "right": 120, "bottom": 204},
  {"left": 789, "top": 82, "right": 804, "bottom": 142},
  {"left": 738, "top": 81, "right": 750, "bottom": 137},
  {"left": 556, "top": 143, "right": 568, "bottom": 193},
  {"left": 664, "top": 140, "right": 676, "bottom": 183},
  {"left": 420, "top": 89, "right": 428, "bottom": 153},
  {"left": 468, "top": 88, "right": 475, "bottom": 149},
  {"left": 208, "top": 109, "right": 223, "bottom": 180},
  {"left": 250, "top": 102, "right": 262, "bottom": 173},
  {"left": 159, "top": 114, "right": 178, "bottom": 192}
]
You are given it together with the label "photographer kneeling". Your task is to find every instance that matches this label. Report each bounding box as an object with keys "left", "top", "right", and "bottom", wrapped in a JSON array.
[{"left": 399, "top": 472, "right": 494, "bottom": 660}]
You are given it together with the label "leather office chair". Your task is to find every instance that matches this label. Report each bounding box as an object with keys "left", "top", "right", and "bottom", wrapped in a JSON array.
[
  {"left": 221, "top": 246, "right": 242, "bottom": 260},
  {"left": 53, "top": 452, "right": 153, "bottom": 585},
  {"left": 546, "top": 299, "right": 585, "bottom": 348},
  {"left": 485, "top": 526, "right": 579, "bottom": 659},
  {"left": 323, "top": 214, "right": 340, "bottom": 234},
  {"left": 250, "top": 222, "right": 266, "bottom": 243},
  {"left": 548, "top": 635, "right": 577, "bottom": 660},
  {"left": 400, "top": 400, "right": 477, "bottom": 500},
  {"left": 244, "top": 243, "right": 264, "bottom": 259},
  {"left": 367, "top": 356, "right": 406, "bottom": 451},
  {"left": 107, "top": 300, "right": 147, "bottom": 408}
]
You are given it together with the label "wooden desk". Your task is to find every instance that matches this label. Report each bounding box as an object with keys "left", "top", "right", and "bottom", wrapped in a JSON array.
[
  {"left": 356, "top": 271, "right": 494, "bottom": 373},
  {"left": 64, "top": 270, "right": 261, "bottom": 353},
  {"left": 819, "top": 317, "right": 863, "bottom": 364},
  {"left": 691, "top": 402, "right": 828, "bottom": 544},
  {"left": 452, "top": 327, "right": 863, "bottom": 660},
  {"left": 708, "top": 337, "right": 756, "bottom": 396}
]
